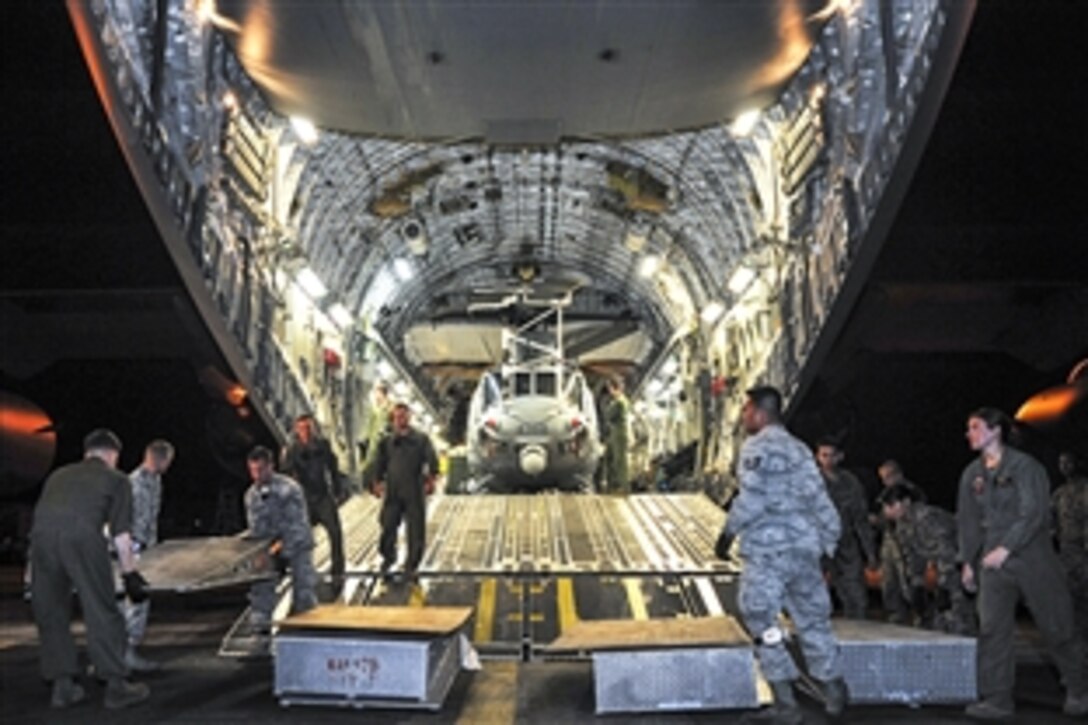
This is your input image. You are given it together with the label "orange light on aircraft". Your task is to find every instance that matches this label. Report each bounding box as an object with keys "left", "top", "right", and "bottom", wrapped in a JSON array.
[
  {"left": 226, "top": 384, "right": 248, "bottom": 407},
  {"left": 1015, "top": 386, "right": 1080, "bottom": 424}
]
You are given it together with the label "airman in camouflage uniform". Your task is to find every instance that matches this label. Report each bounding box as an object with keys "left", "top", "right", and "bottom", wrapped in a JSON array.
[
  {"left": 244, "top": 446, "right": 317, "bottom": 629},
  {"left": 122, "top": 440, "right": 174, "bottom": 672},
  {"left": 873, "top": 460, "right": 927, "bottom": 624},
  {"left": 719, "top": 386, "right": 847, "bottom": 724},
  {"left": 880, "top": 484, "right": 974, "bottom": 635},
  {"left": 816, "top": 438, "right": 876, "bottom": 619},
  {"left": 1053, "top": 452, "right": 1087, "bottom": 674},
  {"left": 956, "top": 408, "right": 1085, "bottom": 720}
]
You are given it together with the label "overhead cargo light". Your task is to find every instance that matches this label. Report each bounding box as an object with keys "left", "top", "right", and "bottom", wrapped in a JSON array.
[
  {"left": 289, "top": 116, "right": 319, "bottom": 145},
  {"left": 730, "top": 108, "right": 761, "bottom": 136},
  {"left": 728, "top": 265, "right": 757, "bottom": 294},
  {"left": 295, "top": 266, "right": 328, "bottom": 299},
  {"left": 701, "top": 301, "right": 725, "bottom": 324},
  {"left": 328, "top": 303, "right": 353, "bottom": 328},
  {"left": 625, "top": 225, "right": 649, "bottom": 253},
  {"left": 364, "top": 270, "right": 396, "bottom": 311},
  {"left": 393, "top": 258, "right": 414, "bottom": 282},
  {"left": 638, "top": 255, "right": 661, "bottom": 278}
]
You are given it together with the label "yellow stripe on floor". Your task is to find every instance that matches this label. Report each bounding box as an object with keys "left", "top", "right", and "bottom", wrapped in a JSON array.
[
  {"left": 473, "top": 578, "right": 497, "bottom": 643},
  {"left": 556, "top": 577, "right": 579, "bottom": 633},
  {"left": 623, "top": 577, "right": 648, "bottom": 620}
]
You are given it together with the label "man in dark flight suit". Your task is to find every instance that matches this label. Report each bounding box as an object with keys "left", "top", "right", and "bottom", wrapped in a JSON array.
[
  {"left": 373, "top": 403, "right": 439, "bottom": 581},
  {"left": 281, "top": 413, "right": 346, "bottom": 589},
  {"left": 816, "top": 437, "right": 876, "bottom": 619},
  {"left": 30, "top": 429, "right": 151, "bottom": 710},
  {"left": 957, "top": 408, "right": 1086, "bottom": 720}
]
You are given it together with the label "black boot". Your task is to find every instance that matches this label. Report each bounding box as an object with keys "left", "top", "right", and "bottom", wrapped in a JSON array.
[
  {"left": 741, "top": 680, "right": 803, "bottom": 724},
  {"left": 821, "top": 677, "right": 848, "bottom": 717}
]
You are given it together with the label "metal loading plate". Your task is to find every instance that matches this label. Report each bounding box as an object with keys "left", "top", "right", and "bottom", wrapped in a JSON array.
[
  {"left": 831, "top": 619, "right": 977, "bottom": 705},
  {"left": 124, "top": 536, "right": 274, "bottom": 593},
  {"left": 274, "top": 605, "right": 472, "bottom": 710},
  {"left": 544, "top": 616, "right": 760, "bottom": 714}
]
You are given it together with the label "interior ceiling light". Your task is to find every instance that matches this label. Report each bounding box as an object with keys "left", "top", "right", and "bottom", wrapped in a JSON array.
[
  {"left": 625, "top": 227, "right": 649, "bottom": 253},
  {"left": 730, "top": 108, "right": 761, "bottom": 136},
  {"left": 295, "top": 266, "right": 328, "bottom": 299},
  {"left": 328, "top": 303, "right": 353, "bottom": 328},
  {"left": 289, "top": 115, "right": 319, "bottom": 145},
  {"left": 701, "top": 301, "right": 725, "bottom": 324},
  {"left": 393, "top": 257, "right": 414, "bottom": 282},
  {"left": 638, "top": 255, "right": 661, "bottom": 278},
  {"left": 728, "top": 265, "right": 757, "bottom": 294}
]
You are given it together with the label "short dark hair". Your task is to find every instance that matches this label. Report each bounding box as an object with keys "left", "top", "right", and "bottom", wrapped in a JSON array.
[
  {"left": 84, "top": 428, "right": 122, "bottom": 453},
  {"left": 294, "top": 413, "right": 315, "bottom": 424},
  {"left": 247, "top": 445, "right": 275, "bottom": 463},
  {"left": 969, "top": 407, "right": 1013, "bottom": 442},
  {"left": 816, "top": 435, "right": 843, "bottom": 451},
  {"left": 392, "top": 401, "right": 411, "bottom": 412},
  {"left": 879, "top": 483, "right": 919, "bottom": 506},
  {"left": 146, "top": 439, "right": 174, "bottom": 461},
  {"left": 879, "top": 459, "right": 902, "bottom": 473},
  {"left": 746, "top": 385, "right": 782, "bottom": 418}
]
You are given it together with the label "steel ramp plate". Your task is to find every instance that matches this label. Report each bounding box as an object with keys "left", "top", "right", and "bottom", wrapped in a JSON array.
[
  {"left": 544, "top": 614, "right": 750, "bottom": 653},
  {"left": 125, "top": 536, "right": 274, "bottom": 593},
  {"left": 830, "top": 619, "right": 977, "bottom": 705},
  {"left": 278, "top": 604, "right": 473, "bottom": 635}
]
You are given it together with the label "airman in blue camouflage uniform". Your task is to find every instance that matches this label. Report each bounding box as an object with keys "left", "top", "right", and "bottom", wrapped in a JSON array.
[
  {"left": 122, "top": 440, "right": 174, "bottom": 672},
  {"left": 244, "top": 446, "right": 318, "bottom": 630},
  {"left": 719, "top": 386, "right": 847, "bottom": 724}
]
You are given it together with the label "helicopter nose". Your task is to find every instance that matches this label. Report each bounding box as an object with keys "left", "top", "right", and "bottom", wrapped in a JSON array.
[{"left": 519, "top": 444, "right": 548, "bottom": 476}]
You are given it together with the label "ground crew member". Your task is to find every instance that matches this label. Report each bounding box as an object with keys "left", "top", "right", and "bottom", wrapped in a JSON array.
[
  {"left": 879, "top": 483, "right": 974, "bottom": 634},
  {"left": 281, "top": 414, "right": 345, "bottom": 589},
  {"left": 122, "top": 439, "right": 174, "bottom": 672},
  {"left": 373, "top": 402, "right": 438, "bottom": 582},
  {"left": 245, "top": 446, "right": 318, "bottom": 630},
  {"left": 816, "top": 437, "right": 876, "bottom": 619},
  {"left": 30, "top": 429, "right": 151, "bottom": 710},
  {"left": 957, "top": 408, "right": 1086, "bottom": 720},
  {"left": 874, "top": 459, "right": 927, "bottom": 623},
  {"left": 718, "top": 386, "right": 847, "bottom": 723},
  {"left": 603, "top": 377, "right": 630, "bottom": 493},
  {"left": 1052, "top": 451, "right": 1087, "bottom": 674}
]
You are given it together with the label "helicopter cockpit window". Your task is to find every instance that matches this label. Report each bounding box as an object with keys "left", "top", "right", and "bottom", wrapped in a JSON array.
[
  {"left": 515, "top": 372, "right": 532, "bottom": 396},
  {"left": 535, "top": 372, "right": 557, "bottom": 396},
  {"left": 483, "top": 374, "right": 502, "bottom": 407}
]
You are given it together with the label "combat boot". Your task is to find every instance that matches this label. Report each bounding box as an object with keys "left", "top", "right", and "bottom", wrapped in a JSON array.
[
  {"left": 49, "top": 676, "right": 86, "bottom": 708},
  {"left": 1064, "top": 691, "right": 1088, "bottom": 717},
  {"left": 741, "top": 680, "right": 803, "bottom": 725},
  {"left": 965, "top": 697, "right": 1014, "bottom": 721},
  {"left": 104, "top": 678, "right": 150, "bottom": 709},
  {"left": 125, "top": 646, "right": 161, "bottom": 673},
  {"left": 821, "top": 677, "right": 848, "bottom": 717}
]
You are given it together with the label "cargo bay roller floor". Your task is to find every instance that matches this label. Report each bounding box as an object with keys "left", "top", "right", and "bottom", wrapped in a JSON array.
[
  {"left": 0, "top": 493, "right": 1075, "bottom": 722},
  {"left": 223, "top": 493, "right": 739, "bottom": 657}
]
